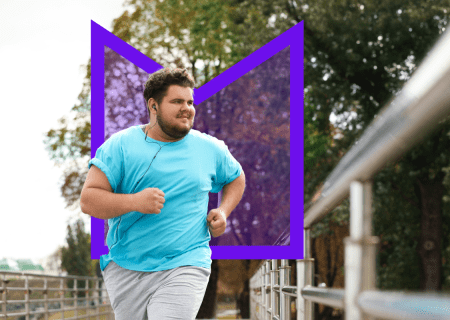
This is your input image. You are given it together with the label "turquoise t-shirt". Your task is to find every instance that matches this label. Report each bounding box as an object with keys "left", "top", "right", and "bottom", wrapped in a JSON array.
[{"left": 88, "top": 125, "right": 242, "bottom": 272}]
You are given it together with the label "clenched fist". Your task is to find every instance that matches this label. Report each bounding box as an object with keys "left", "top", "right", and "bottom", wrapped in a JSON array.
[
  {"left": 133, "top": 188, "right": 165, "bottom": 214},
  {"left": 207, "top": 208, "right": 227, "bottom": 237}
]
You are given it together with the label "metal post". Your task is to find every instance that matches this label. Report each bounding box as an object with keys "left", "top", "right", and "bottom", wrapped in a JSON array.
[
  {"left": 259, "top": 267, "right": 263, "bottom": 320},
  {"left": 262, "top": 263, "right": 267, "bottom": 320},
  {"left": 95, "top": 279, "right": 100, "bottom": 320},
  {"left": 271, "top": 260, "right": 276, "bottom": 319},
  {"left": 304, "top": 228, "right": 314, "bottom": 320},
  {"left": 1, "top": 274, "right": 7, "bottom": 318},
  {"left": 284, "top": 261, "right": 292, "bottom": 319},
  {"left": 43, "top": 278, "right": 48, "bottom": 320},
  {"left": 344, "top": 181, "right": 378, "bottom": 320},
  {"left": 250, "top": 274, "right": 254, "bottom": 320},
  {"left": 296, "top": 259, "right": 305, "bottom": 320},
  {"left": 85, "top": 279, "right": 89, "bottom": 315},
  {"left": 60, "top": 278, "right": 65, "bottom": 319},
  {"left": 297, "top": 228, "right": 314, "bottom": 320},
  {"left": 266, "top": 260, "right": 271, "bottom": 319},
  {"left": 25, "top": 276, "right": 29, "bottom": 320},
  {"left": 280, "top": 260, "right": 286, "bottom": 320},
  {"left": 74, "top": 279, "right": 78, "bottom": 318},
  {"left": 255, "top": 267, "right": 260, "bottom": 320}
]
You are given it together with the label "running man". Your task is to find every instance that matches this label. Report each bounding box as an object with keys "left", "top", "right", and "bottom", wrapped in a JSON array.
[{"left": 80, "top": 68, "right": 245, "bottom": 319}]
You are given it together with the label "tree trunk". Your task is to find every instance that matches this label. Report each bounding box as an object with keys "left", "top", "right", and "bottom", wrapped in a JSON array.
[
  {"left": 237, "top": 260, "right": 251, "bottom": 318},
  {"left": 197, "top": 260, "right": 219, "bottom": 318},
  {"left": 416, "top": 175, "right": 444, "bottom": 291}
]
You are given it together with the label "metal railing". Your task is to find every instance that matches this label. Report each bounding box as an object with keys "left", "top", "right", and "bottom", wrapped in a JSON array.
[
  {"left": 250, "top": 25, "right": 450, "bottom": 320},
  {"left": 250, "top": 260, "right": 298, "bottom": 320},
  {"left": 0, "top": 271, "right": 114, "bottom": 320}
]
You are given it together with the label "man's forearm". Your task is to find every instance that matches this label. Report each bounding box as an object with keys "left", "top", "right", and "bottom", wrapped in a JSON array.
[
  {"left": 80, "top": 188, "right": 136, "bottom": 220},
  {"left": 218, "top": 171, "right": 246, "bottom": 217}
]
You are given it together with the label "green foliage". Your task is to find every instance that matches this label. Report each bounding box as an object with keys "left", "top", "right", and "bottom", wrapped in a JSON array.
[
  {"left": 299, "top": 0, "right": 450, "bottom": 291},
  {"left": 373, "top": 165, "right": 422, "bottom": 289},
  {"left": 441, "top": 164, "right": 450, "bottom": 291},
  {"left": 304, "top": 94, "right": 331, "bottom": 172},
  {"left": 115, "top": 0, "right": 249, "bottom": 84},
  {"left": 45, "top": 117, "right": 90, "bottom": 165},
  {"left": 310, "top": 199, "right": 350, "bottom": 238},
  {"left": 304, "top": 93, "right": 335, "bottom": 206},
  {"left": 376, "top": 234, "right": 421, "bottom": 290},
  {"left": 303, "top": 0, "right": 449, "bottom": 136}
]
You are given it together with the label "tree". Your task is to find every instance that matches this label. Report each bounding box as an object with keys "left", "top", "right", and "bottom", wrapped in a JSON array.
[
  {"left": 112, "top": 0, "right": 245, "bottom": 82},
  {"left": 297, "top": 0, "right": 450, "bottom": 292},
  {"left": 61, "top": 219, "right": 94, "bottom": 298}
]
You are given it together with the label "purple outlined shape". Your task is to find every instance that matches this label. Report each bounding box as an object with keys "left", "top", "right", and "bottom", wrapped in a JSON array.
[{"left": 90, "top": 20, "right": 304, "bottom": 259}]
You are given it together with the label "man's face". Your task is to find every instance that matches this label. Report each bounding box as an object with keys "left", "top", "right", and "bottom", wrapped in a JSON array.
[{"left": 156, "top": 85, "right": 195, "bottom": 139}]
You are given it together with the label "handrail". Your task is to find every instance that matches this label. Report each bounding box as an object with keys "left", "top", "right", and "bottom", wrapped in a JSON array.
[
  {"left": 304, "top": 27, "right": 450, "bottom": 228},
  {"left": 250, "top": 261, "right": 450, "bottom": 319},
  {"left": 1, "top": 270, "right": 101, "bottom": 280},
  {"left": 301, "top": 286, "right": 345, "bottom": 309},
  {"left": 0, "top": 270, "right": 114, "bottom": 320},
  {"left": 358, "top": 291, "right": 450, "bottom": 320}
]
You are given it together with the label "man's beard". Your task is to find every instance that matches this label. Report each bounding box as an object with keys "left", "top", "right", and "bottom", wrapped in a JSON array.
[{"left": 156, "top": 113, "right": 194, "bottom": 139}]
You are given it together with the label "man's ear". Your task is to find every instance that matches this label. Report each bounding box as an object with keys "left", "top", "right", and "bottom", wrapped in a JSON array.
[{"left": 147, "top": 98, "right": 157, "bottom": 117}]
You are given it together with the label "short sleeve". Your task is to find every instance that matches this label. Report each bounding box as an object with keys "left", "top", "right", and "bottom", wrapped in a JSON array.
[
  {"left": 211, "top": 140, "right": 242, "bottom": 193},
  {"left": 88, "top": 135, "right": 124, "bottom": 192}
]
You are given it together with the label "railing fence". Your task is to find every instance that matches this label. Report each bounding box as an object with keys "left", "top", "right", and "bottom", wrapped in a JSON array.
[
  {"left": 250, "top": 19, "right": 450, "bottom": 320},
  {"left": 0, "top": 271, "right": 114, "bottom": 320}
]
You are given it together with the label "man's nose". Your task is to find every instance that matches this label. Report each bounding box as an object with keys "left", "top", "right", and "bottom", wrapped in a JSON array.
[{"left": 180, "top": 102, "right": 193, "bottom": 112}]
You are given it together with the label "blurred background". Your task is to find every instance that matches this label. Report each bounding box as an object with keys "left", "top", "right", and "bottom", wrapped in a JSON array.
[
  {"left": 2, "top": 0, "right": 450, "bottom": 319},
  {"left": 0, "top": 0, "right": 126, "bottom": 264}
]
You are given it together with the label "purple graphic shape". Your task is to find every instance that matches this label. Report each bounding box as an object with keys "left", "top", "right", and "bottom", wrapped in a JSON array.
[
  {"left": 90, "top": 20, "right": 304, "bottom": 259},
  {"left": 102, "top": 46, "right": 290, "bottom": 247}
]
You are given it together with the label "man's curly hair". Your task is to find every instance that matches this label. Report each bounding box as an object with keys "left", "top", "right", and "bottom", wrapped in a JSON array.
[{"left": 143, "top": 68, "right": 195, "bottom": 115}]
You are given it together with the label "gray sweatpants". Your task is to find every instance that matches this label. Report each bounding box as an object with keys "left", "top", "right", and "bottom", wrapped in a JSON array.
[{"left": 102, "top": 261, "right": 211, "bottom": 320}]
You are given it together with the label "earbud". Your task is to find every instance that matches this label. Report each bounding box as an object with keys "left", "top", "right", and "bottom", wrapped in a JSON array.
[{"left": 153, "top": 105, "right": 157, "bottom": 111}]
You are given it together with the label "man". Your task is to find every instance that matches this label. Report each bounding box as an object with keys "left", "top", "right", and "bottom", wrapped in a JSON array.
[{"left": 80, "top": 68, "right": 245, "bottom": 319}]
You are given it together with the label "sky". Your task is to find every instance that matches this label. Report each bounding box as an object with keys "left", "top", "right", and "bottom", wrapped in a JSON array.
[{"left": 0, "top": 0, "right": 128, "bottom": 266}]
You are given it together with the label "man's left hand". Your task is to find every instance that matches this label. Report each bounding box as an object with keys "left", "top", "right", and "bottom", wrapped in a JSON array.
[{"left": 206, "top": 209, "right": 227, "bottom": 237}]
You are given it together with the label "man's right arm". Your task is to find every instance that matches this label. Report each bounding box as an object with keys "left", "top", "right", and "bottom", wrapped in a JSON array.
[{"left": 80, "top": 165, "right": 165, "bottom": 220}]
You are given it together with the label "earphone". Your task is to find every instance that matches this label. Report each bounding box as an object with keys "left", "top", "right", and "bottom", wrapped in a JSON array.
[
  {"left": 110, "top": 119, "right": 173, "bottom": 249},
  {"left": 110, "top": 102, "right": 166, "bottom": 249},
  {"left": 148, "top": 104, "right": 156, "bottom": 114}
]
